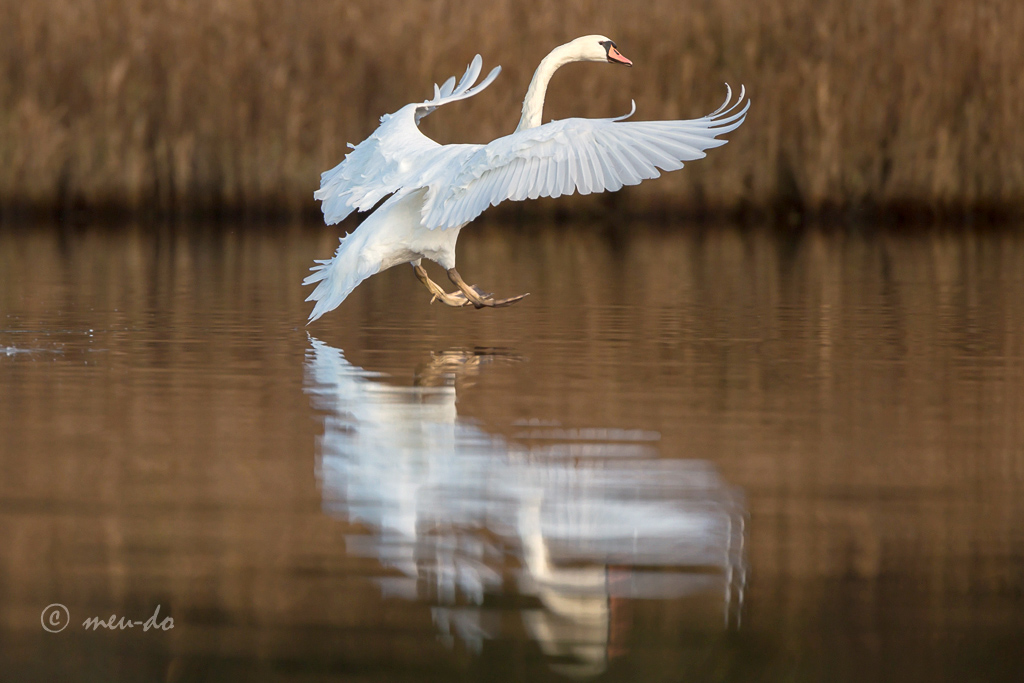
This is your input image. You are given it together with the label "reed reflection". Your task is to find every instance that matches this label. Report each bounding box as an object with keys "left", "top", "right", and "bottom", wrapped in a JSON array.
[{"left": 305, "top": 337, "right": 747, "bottom": 676}]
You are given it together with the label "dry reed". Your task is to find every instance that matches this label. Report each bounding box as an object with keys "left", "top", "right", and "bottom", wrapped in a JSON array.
[{"left": 0, "top": 0, "right": 1021, "bottom": 221}]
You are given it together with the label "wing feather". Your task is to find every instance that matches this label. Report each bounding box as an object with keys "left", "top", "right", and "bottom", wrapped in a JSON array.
[
  {"left": 592, "top": 142, "right": 623, "bottom": 192},
  {"left": 529, "top": 156, "right": 548, "bottom": 200},
  {"left": 581, "top": 139, "right": 601, "bottom": 193},
  {"left": 557, "top": 152, "right": 573, "bottom": 197},
  {"left": 569, "top": 145, "right": 585, "bottom": 194},
  {"left": 602, "top": 138, "right": 644, "bottom": 185},
  {"left": 616, "top": 136, "right": 661, "bottom": 180},
  {"left": 422, "top": 86, "right": 749, "bottom": 229},
  {"left": 508, "top": 158, "right": 528, "bottom": 202},
  {"left": 314, "top": 56, "right": 501, "bottom": 225},
  {"left": 515, "top": 158, "right": 535, "bottom": 201}
]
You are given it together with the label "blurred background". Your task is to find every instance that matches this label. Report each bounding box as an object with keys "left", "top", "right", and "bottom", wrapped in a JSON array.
[{"left": 1, "top": 0, "right": 1021, "bottom": 223}]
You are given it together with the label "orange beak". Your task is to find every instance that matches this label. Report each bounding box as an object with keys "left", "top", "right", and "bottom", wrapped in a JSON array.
[{"left": 607, "top": 45, "right": 633, "bottom": 67}]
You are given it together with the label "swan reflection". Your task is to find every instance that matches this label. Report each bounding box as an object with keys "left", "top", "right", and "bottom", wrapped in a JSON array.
[{"left": 305, "top": 337, "right": 746, "bottom": 676}]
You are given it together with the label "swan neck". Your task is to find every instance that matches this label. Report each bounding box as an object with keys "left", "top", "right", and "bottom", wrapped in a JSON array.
[{"left": 515, "top": 47, "right": 574, "bottom": 132}]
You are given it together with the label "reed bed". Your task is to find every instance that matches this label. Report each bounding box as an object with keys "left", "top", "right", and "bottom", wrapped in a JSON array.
[{"left": 0, "top": 0, "right": 1021, "bottom": 221}]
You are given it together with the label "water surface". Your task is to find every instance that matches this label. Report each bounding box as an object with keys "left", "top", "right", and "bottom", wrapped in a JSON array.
[{"left": 1, "top": 221, "right": 1023, "bottom": 681}]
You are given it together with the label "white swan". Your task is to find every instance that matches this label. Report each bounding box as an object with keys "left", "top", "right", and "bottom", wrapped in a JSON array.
[{"left": 306, "top": 36, "right": 748, "bottom": 321}]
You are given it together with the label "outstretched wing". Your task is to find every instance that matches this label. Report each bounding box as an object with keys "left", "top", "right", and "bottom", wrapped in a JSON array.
[
  {"left": 315, "top": 55, "right": 501, "bottom": 225},
  {"left": 420, "top": 86, "right": 749, "bottom": 229}
]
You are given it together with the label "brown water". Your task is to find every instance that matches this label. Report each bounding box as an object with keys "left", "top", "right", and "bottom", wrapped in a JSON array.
[{"left": 1, "top": 221, "right": 1023, "bottom": 682}]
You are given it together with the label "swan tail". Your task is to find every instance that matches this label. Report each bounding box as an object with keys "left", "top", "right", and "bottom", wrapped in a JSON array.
[{"left": 303, "top": 232, "right": 381, "bottom": 323}]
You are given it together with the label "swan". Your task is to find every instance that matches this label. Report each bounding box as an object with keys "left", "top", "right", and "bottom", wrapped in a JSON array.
[{"left": 306, "top": 36, "right": 748, "bottom": 321}]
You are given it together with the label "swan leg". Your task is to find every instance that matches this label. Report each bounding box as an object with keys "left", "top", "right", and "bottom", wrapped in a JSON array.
[
  {"left": 446, "top": 267, "right": 530, "bottom": 308},
  {"left": 413, "top": 264, "right": 471, "bottom": 307}
]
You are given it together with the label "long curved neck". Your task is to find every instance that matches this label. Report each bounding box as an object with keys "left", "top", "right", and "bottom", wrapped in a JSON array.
[{"left": 515, "top": 45, "right": 577, "bottom": 133}]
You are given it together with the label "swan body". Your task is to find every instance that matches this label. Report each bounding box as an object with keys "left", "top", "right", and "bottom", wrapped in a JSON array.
[{"left": 306, "top": 35, "right": 749, "bottom": 321}]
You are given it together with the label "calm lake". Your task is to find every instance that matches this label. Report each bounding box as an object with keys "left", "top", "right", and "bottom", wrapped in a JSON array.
[{"left": 1, "top": 220, "right": 1023, "bottom": 681}]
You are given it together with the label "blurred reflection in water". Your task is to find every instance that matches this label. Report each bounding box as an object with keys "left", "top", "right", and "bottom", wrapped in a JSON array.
[{"left": 305, "top": 337, "right": 746, "bottom": 676}]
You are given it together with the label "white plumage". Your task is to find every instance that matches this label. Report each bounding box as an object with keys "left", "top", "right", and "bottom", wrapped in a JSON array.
[{"left": 306, "top": 36, "right": 749, "bottom": 322}]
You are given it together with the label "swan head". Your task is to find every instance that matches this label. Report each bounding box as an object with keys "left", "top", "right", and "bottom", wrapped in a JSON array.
[{"left": 562, "top": 35, "right": 632, "bottom": 67}]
